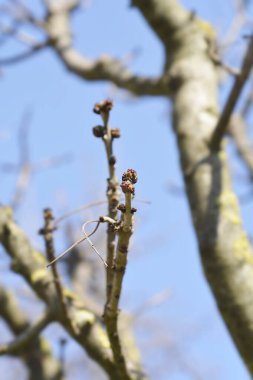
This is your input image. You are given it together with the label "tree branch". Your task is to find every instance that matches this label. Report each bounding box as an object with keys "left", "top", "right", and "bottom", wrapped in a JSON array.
[
  {"left": 126, "top": 0, "right": 253, "bottom": 375},
  {"left": 40, "top": 208, "right": 79, "bottom": 335},
  {"left": 92, "top": 100, "right": 121, "bottom": 304},
  {"left": 0, "top": 284, "right": 63, "bottom": 380},
  {"left": 132, "top": 1, "right": 253, "bottom": 374},
  {"left": 0, "top": 41, "right": 49, "bottom": 66},
  {"left": 132, "top": 0, "right": 191, "bottom": 48},
  {"left": 229, "top": 114, "right": 253, "bottom": 176},
  {"left": 0, "top": 206, "right": 147, "bottom": 379},
  {"left": 211, "top": 35, "right": 253, "bottom": 151},
  {"left": 0, "top": 308, "right": 52, "bottom": 355},
  {"left": 104, "top": 170, "right": 138, "bottom": 380},
  {"left": 42, "top": 3, "right": 168, "bottom": 96}
]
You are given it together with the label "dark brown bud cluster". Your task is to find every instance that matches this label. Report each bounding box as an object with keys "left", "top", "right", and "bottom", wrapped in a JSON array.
[
  {"left": 122, "top": 169, "right": 138, "bottom": 184},
  {"left": 92, "top": 125, "right": 105, "bottom": 138},
  {"left": 121, "top": 169, "right": 138, "bottom": 196},
  {"left": 93, "top": 99, "right": 113, "bottom": 115}
]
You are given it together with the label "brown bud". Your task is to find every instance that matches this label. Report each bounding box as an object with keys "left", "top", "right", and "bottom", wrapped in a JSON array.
[
  {"left": 117, "top": 203, "right": 126, "bottom": 213},
  {"left": 122, "top": 169, "right": 138, "bottom": 184},
  {"left": 92, "top": 125, "right": 105, "bottom": 138},
  {"left": 109, "top": 155, "right": 116, "bottom": 166},
  {"left": 43, "top": 208, "right": 54, "bottom": 220},
  {"left": 121, "top": 180, "right": 135, "bottom": 195},
  {"left": 111, "top": 128, "right": 121, "bottom": 138},
  {"left": 131, "top": 207, "right": 137, "bottom": 214},
  {"left": 93, "top": 99, "right": 113, "bottom": 115}
]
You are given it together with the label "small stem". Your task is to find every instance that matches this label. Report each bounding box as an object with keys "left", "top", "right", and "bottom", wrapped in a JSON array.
[
  {"left": 82, "top": 220, "right": 108, "bottom": 267},
  {"left": 47, "top": 221, "right": 100, "bottom": 267},
  {"left": 0, "top": 309, "right": 52, "bottom": 355},
  {"left": 41, "top": 208, "right": 78, "bottom": 334},
  {"left": 93, "top": 99, "right": 121, "bottom": 302},
  {"left": 53, "top": 199, "right": 107, "bottom": 228},
  {"left": 104, "top": 189, "right": 134, "bottom": 380}
]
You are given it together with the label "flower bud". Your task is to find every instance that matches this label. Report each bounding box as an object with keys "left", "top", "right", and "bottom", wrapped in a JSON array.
[
  {"left": 121, "top": 180, "right": 135, "bottom": 195},
  {"left": 93, "top": 99, "right": 113, "bottom": 114},
  {"left": 122, "top": 169, "right": 138, "bottom": 184}
]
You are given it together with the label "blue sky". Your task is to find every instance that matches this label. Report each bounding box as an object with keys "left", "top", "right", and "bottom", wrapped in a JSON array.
[{"left": 0, "top": 0, "right": 252, "bottom": 379}]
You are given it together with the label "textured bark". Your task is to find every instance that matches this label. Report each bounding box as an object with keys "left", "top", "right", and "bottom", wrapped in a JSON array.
[
  {"left": 0, "top": 207, "right": 116, "bottom": 378},
  {"left": 2, "top": 0, "right": 253, "bottom": 377},
  {"left": 133, "top": 0, "right": 253, "bottom": 374},
  {"left": 0, "top": 285, "right": 63, "bottom": 380},
  {"left": 0, "top": 206, "right": 147, "bottom": 380}
]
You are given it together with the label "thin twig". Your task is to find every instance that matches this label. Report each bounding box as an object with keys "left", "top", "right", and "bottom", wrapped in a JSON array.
[
  {"left": 211, "top": 35, "right": 253, "bottom": 151},
  {"left": 47, "top": 220, "right": 100, "bottom": 267},
  {"left": 208, "top": 47, "right": 241, "bottom": 76},
  {"left": 40, "top": 208, "right": 78, "bottom": 334},
  {"left": 132, "top": 288, "right": 171, "bottom": 321},
  {"left": 11, "top": 109, "right": 33, "bottom": 209},
  {"left": 53, "top": 199, "right": 107, "bottom": 228},
  {"left": 104, "top": 169, "right": 138, "bottom": 380},
  {"left": 241, "top": 82, "right": 253, "bottom": 116},
  {"left": 0, "top": 40, "right": 49, "bottom": 66},
  {"left": 53, "top": 198, "right": 150, "bottom": 228},
  {"left": 93, "top": 99, "right": 121, "bottom": 302},
  {"left": 82, "top": 220, "right": 108, "bottom": 267}
]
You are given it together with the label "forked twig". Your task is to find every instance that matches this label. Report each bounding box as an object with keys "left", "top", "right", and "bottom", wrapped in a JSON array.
[
  {"left": 82, "top": 220, "right": 109, "bottom": 268},
  {"left": 47, "top": 221, "right": 100, "bottom": 267}
]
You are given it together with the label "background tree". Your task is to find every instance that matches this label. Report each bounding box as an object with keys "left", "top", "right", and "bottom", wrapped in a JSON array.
[{"left": 0, "top": 0, "right": 253, "bottom": 379}]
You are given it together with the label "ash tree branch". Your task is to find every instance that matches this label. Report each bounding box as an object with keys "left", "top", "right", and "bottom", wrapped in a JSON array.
[
  {"left": 1, "top": 0, "right": 168, "bottom": 94},
  {"left": 133, "top": 0, "right": 253, "bottom": 376},
  {"left": 211, "top": 35, "right": 253, "bottom": 151},
  {"left": 0, "top": 308, "right": 52, "bottom": 355},
  {"left": 0, "top": 40, "right": 50, "bottom": 66},
  {"left": 0, "top": 284, "right": 63, "bottom": 380},
  {"left": 228, "top": 85, "right": 253, "bottom": 179},
  {"left": 104, "top": 170, "right": 138, "bottom": 380},
  {"left": 40, "top": 1, "right": 168, "bottom": 96},
  {"left": 92, "top": 100, "right": 121, "bottom": 304},
  {"left": 0, "top": 206, "right": 145, "bottom": 379},
  {"left": 229, "top": 114, "right": 253, "bottom": 176},
  {"left": 40, "top": 207, "right": 79, "bottom": 335},
  {"left": 3, "top": 0, "right": 253, "bottom": 377}
]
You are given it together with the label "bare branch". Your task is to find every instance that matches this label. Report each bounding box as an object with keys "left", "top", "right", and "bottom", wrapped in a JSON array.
[
  {"left": 0, "top": 284, "right": 63, "bottom": 380},
  {"left": 40, "top": 207, "right": 79, "bottom": 334},
  {"left": 208, "top": 44, "right": 241, "bottom": 76},
  {"left": 211, "top": 35, "right": 253, "bottom": 151},
  {"left": 47, "top": 220, "right": 100, "bottom": 266},
  {"left": 0, "top": 308, "right": 52, "bottom": 355},
  {"left": 1, "top": 0, "right": 167, "bottom": 95},
  {"left": 0, "top": 206, "right": 121, "bottom": 378},
  {"left": 63, "top": 222, "right": 104, "bottom": 315},
  {"left": 53, "top": 199, "right": 107, "bottom": 227},
  {"left": 104, "top": 169, "right": 138, "bottom": 380},
  {"left": 92, "top": 100, "right": 120, "bottom": 302},
  {"left": 0, "top": 40, "right": 49, "bottom": 66},
  {"left": 229, "top": 114, "right": 253, "bottom": 176},
  {"left": 10, "top": 109, "right": 33, "bottom": 210},
  {"left": 0, "top": 110, "right": 72, "bottom": 209},
  {"left": 41, "top": 3, "right": 168, "bottom": 96}
]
